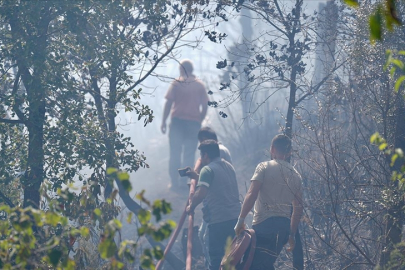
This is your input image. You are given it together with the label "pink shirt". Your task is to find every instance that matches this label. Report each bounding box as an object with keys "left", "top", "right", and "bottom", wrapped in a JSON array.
[{"left": 165, "top": 76, "right": 208, "bottom": 122}]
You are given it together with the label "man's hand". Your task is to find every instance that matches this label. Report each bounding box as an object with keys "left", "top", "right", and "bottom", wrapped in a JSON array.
[
  {"left": 185, "top": 168, "right": 198, "bottom": 180},
  {"left": 186, "top": 204, "right": 194, "bottom": 215},
  {"left": 161, "top": 122, "right": 167, "bottom": 134},
  {"left": 287, "top": 235, "right": 295, "bottom": 252},
  {"left": 234, "top": 217, "right": 246, "bottom": 236}
]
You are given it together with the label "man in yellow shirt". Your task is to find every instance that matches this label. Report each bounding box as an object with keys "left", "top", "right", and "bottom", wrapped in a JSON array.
[{"left": 234, "top": 134, "right": 303, "bottom": 270}]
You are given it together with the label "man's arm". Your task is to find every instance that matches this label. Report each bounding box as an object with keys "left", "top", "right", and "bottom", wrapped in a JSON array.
[
  {"left": 161, "top": 99, "right": 173, "bottom": 134},
  {"left": 287, "top": 193, "right": 304, "bottom": 252},
  {"left": 234, "top": 180, "right": 262, "bottom": 235},
  {"left": 186, "top": 185, "right": 208, "bottom": 213},
  {"left": 194, "top": 158, "right": 203, "bottom": 174}
]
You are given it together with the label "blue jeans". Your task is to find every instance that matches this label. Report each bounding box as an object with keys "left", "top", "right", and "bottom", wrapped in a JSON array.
[
  {"left": 208, "top": 218, "right": 237, "bottom": 270},
  {"left": 251, "top": 217, "right": 290, "bottom": 270},
  {"left": 168, "top": 117, "right": 200, "bottom": 187},
  {"left": 199, "top": 220, "right": 210, "bottom": 268}
]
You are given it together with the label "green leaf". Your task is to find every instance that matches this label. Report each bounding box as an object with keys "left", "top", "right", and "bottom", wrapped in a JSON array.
[
  {"left": 117, "top": 171, "right": 130, "bottom": 181},
  {"left": 113, "top": 219, "right": 122, "bottom": 229},
  {"left": 123, "top": 250, "right": 136, "bottom": 262},
  {"left": 369, "top": 6, "right": 383, "bottom": 41},
  {"left": 45, "top": 212, "right": 61, "bottom": 227},
  {"left": 0, "top": 205, "right": 10, "bottom": 213},
  {"left": 120, "top": 179, "right": 132, "bottom": 193},
  {"left": 80, "top": 227, "right": 89, "bottom": 237},
  {"left": 98, "top": 238, "right": 117, "bottom": 259},
  {"left": 395, "top": 148, "right": 404, "bottom": 157},
  {"left": 31, "top": 211, "right": 43, "bottom": 226},
  {"left": 94, "top": 208, "right": 102, "bottom": 216},
  {"left": 390, "top": 67, "right": 396, "bottom": 77},
  {"left": 152, "top": 246, "right": 163, "bottom": 260},
  {"left": 344, "top": 0, "right": 359, "bottom": 7},
  {"left": 370, "top": 132, "right": 381, "bottom": 144},
  {"left": 391, "top": 153, "right": 398, "bottom": 167},
  {"left": 126, "top": 212, "right": 133, "bottom": 223},
  {"left": 48, "top": 249, "right": 62, "bottom": 267},
  {"left": 117, "top": 171, "right": 132, "bottom": 192},
  {"left": 166, "top": 220, "right": 176, "bottom": 229},
  {"left": 391, "top": 59, "right": 404, "bottom": 70},
  {"left": 379, "top": 142, "right": 388, "bottom": 151},
  {"left": 138, "top": 209, "right": 151, "bottom": 224},
  {"left": 106, "top": 167, "right": 118, "bottom": 175},
  {"left": 395, "top": 75, "right": 405, "bottom": 92}
]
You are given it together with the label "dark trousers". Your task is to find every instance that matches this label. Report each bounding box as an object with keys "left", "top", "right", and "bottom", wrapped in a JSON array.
[
  {"left": 168, "top": 117, "right": 200, "bottom": 186},
  {"left": 208, "top": 218, "right": 237, "bottom": 270},
  {"left": 293, "top": 229, "right": 304, "bottom": 270},
  {"left": 251, "top": 217, "right": 290, "bottom": 270}
]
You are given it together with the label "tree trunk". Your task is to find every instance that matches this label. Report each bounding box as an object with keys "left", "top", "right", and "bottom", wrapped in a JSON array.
[{"left": 7, "top": 5, "right": 51, "bottom": 208}]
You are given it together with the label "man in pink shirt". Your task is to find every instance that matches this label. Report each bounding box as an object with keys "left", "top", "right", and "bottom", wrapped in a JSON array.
[{"left": 161, "top": 59, "right": 209, "bottom": 190}]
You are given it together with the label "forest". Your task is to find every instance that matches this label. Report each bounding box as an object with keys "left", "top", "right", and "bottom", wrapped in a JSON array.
[{"left": 0, "top": 0, "right": 404, "bottom": 269}]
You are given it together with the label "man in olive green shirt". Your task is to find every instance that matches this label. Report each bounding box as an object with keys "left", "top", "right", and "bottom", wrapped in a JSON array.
[{"left": 186, "top": 140, "right": 240, "bottom": 270}]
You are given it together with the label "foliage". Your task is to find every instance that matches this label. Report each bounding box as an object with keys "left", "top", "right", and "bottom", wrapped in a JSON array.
[
  {"left": 0, "top": 204, "right": 82, "bottom": 269},
  {"left": 0, "top": 169, "right": 175, "bottom": 269},
  {"left": 371, "top": 132, "right": 405, "bottom": 186},
  {"left": 345, "top": 0, "right": 402, "bottom": 41},
  {"left": 369, "top": 49, "right": 405, "bottom": 185}
]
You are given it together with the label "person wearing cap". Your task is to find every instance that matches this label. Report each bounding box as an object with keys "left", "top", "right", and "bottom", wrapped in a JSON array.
[
  {"left": 234, "top": 134, "right": 303, "bottom": 270},
  {"left": 161, "top": 59, "right": 208, "bottom": 190}
]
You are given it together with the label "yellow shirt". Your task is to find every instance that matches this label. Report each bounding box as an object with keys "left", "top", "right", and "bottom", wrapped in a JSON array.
[{"left": 251, "top": 159, "right": 302, "bottom": 225}]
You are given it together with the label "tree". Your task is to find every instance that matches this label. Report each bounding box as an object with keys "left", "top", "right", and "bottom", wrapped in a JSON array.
[{"left": 0, "top": 0, "right": 221, "bottom": 268}]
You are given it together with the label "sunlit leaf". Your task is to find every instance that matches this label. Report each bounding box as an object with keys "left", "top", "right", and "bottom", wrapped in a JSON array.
[
  {"left": 138, "top": 209, "right": 151, "bottom": 224},
  {"left": 98, "top": 238, "right": 117, "bottom": 259},
  {"left": 344, "top": 0, "right": 359, "bottom": 7},
  {"left": 391, "top": 154, "right": 398, "bottom": 167},
  {"left": 395, "top": 148, "right": 404, "bottom": 157},
  {"left": 106, "top": 167, "right": 118, "bottom": 175},
  {"left": 390, "top": 67, "right": 396, "bottom": 77},
  {"left": 391, "top": 59, "right": 404, "bottom": 70},
  {"left": 395, "top": 76, "right": 405, "bottom": 92},
  {"left": 379, "top": 143, "right": 388, "bottom": 151},
  {"left": 117, "top": 171, "right": 129, "bottom": 181},
  {"left": 113, "top": 219, "right": 122, "bottom": 229},
  {"left": 94, "top": 208, "right": 102, "bottom": 216},
  {"left": 370, "top": 132, "right": 381, "bottom": 144},
  {"left": 80, "top": 227, "right": 89, "bottom": 237},
  {"left": 126, "top": 212, "right": 133, "bottom": 223}
]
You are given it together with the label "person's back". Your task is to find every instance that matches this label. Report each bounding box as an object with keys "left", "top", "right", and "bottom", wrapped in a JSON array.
[
  {"left": 201, "top": 158, "right": 240, "bottom": 225},
  {"left": 252, "top": 159, "right": 302, "bottom": 225},
  {"left": 161, "top": 60, "right": 209, "bottom": 190},
  {"left": 234, "top": 134, "right": 303, "bottom": 270},
  {"left": 168, "top": 76, "right": 207, "bottom": 122}
]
